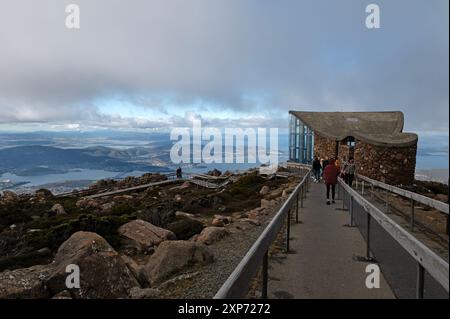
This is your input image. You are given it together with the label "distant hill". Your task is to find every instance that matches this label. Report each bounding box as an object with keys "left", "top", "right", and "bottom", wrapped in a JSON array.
[{"left": 0, "top": 145, "right": 170, "bottom": 176}]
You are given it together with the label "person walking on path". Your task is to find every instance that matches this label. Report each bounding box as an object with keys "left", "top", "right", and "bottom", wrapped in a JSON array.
[
  {"left": 323, "top": 158, "right": 340, "bottom": 205},
  {"left": 312, "top": 156, "right": 322, "bottom": 182},
  {"left": 321, "top": 158, "right": 329, "bottom": 178},
  {"left": 343, "top": 157, "right": 356, "bottom": 187}
]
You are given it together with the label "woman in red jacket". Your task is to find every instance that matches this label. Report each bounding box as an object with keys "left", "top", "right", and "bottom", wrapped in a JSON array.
[{"left": 323, "top": 158, "right": 340, "bottom": 205}]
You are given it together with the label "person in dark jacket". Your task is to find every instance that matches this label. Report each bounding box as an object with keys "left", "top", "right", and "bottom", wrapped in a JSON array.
[
  {"left": 176, "top": 167, "right": 183, "bottom": 179},
  {"left": 312, "top": 156, "right": 321, "bottom": 182},
  {"left": 321, "top": 158, "right": 329, "bottom": 178},
  {"left": 323, "top": 158, "right": 340, "bottom": 205}
]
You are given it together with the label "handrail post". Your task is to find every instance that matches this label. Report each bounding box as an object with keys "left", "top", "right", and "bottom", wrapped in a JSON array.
[
  {"left": 416, "top": 263, "right": 425, "bottom": 299},
  {"left": 337, "top": 182, "right": 341, "bottom": 200},
  {"left": 362, "top": 181, "right": 365, "bottom": 196},
  {"left": 385, "top": 190, "right": 389, "bottom": 213},
  {"left": 410, "top": 198, "right": 415, "bottom": 232},
  {"left": 262, "top": 250, "right": 268, "bottom": 299},
  {"left": 296, "top": 193, "right": 299, "bottom": 224},
  {"left": 366, "top": 213, "right": 371, "bottom": 260},
  {"left": 350, "top": 196, "right": 354, "bottom": 226},
  {"left": 371, "top": 184, "right": 374, "bottom": 200},
  {"left": 342, "top": 188, "right": 346, "bottom": 210},
  {"left": 306, "top": 173, "right": 310, "bottom": 193},
  {"left": 300, "top": 186, "right": 304, "bottom": 208},
  {"left": 286, "top": 208, "right": 291, "bottom": 253}
]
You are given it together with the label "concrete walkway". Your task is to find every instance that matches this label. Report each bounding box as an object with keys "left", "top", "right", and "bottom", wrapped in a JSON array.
[{"left": 268, "top": 181, "right": 396, "bottom": 299}]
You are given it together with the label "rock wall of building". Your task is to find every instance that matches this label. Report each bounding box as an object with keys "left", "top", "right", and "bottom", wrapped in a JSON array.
[
  {"left": 314, "top": 132, "right": 417, "bottom": 186},
  {"left": 354, "top": 141, "right": 417, "bottom": 186},
  {"left": 313, "top": 133, "right": 352, "bottom": 161},
  {"left": 313, "top": 133, "right": 337, "bottom": 160}
]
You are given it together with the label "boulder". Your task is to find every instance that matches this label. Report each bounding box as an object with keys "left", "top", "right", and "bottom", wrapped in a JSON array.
[
  {"left": 118, "top": 220, "right": 176, "bottom": 253},
  {"left": 129, "top": 287, "right": 160, "bottom": 299},
  {"left": 211, "top": 219, "right": 224, "bottom": 227},
  {"left": 121, "top": 255, "right": 146, "bottom": 286},
  {"left": 211, "top": 215, "right": 232, "bottom": 227},
  {"left": 142, "top": 241, "right": 214, "bottom": 286},
  {"left": 196, "top": 227, "right": 229, "bottom": 245},
  {"left": 259, "top": 186, "right": 270, "bottom": 195},
  {"left": 35, "top": 188, "right": 54, "bottom": 199},
  {"left": 1, "top": 190, "right": 18, "bottom": 203},
  {"left": 76, "top": 198, "right": 99, "bottom": 210},
  {"left": 51, "top": 204, "right": 67, "bottom": 216},
  {"left": 0, "top": 265, "right": 52, "bottom": 298},
  {"left": 46, "top": 231, "right": 139, "bottom": 299},
  {"left": 245, "top": 208, "right": 265, "bottom": 219},
  {"left": 113, "top": 195, "right": 134, "bottom": 201},
  {"left": 260, "top": 199, "right": 271, "bottom": 208},
  {"left": 100, "top": 202, "right": 115, "bottom": 214},
  {"left": 52, "top": 290, "right": 72, "bottom": 299},
  {"left": 165, "top": 216, "right": 204, "bottom": 240}
]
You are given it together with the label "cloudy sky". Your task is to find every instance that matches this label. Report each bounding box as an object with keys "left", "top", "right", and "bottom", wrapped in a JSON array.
[{"left": 0, "top": 0, "right": 448, "bottom": 133}]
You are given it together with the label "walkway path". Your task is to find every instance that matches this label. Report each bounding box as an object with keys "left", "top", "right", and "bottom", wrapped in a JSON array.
[{"left": 267, "top": 181, "right": 396, "bottom": 299}]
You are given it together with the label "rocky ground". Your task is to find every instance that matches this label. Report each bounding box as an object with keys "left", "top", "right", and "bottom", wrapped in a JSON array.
[{"left": 0, "top": 169, "right": 301, "bottom": 299}]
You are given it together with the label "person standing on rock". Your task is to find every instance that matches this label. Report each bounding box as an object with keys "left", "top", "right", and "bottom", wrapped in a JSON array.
[
  {"left": 312, "top": 156, "right": 322, "bottom": 182},
  {"left": 323, "top": 158, "right": 340, "bottom": 205},
  {"left": 343, "top": 157, "right": 356, "bottom": 187},
  {"left": 176, "top": 167, "right": 183, "bottom": 179}
]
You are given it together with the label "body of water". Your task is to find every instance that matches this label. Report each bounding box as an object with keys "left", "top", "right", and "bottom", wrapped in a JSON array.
[{"left": 0, "top": 169, "right": 151, "bottom": 187}]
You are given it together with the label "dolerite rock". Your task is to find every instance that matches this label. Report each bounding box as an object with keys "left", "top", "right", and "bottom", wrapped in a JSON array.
[
  {"left": 166, "top": 216, "right": 204, "bottom": 240},
  {"left": 129, "top": 287, "right": 160, "bottom": 299},
  {"left": 211, "top": 215, "right": 232, "bottom": 227},
  {"left": 46, "top": 231, "right": 139, "bottom": 299},
  {"left": 196, "top": 227, "right": 229, "bottom": 245},
  {"left": 0, "top": 265, "right": 52, "bottom": 299},
  {"left": 35, "top": 188, "right": 54, "bottom": 199},
  {"left": 51, "top": 204, "right": 67, "bottom": 216},
  {"left": 75, "top": 198, "right": 100, "bottom": 210},
  {"left": 1, "top": 190, "right": 18, "bottom": 203},
  {"left": 142, "top": 241, "right": 214, "bottom": 286},
  {"left": 259, "top": 186, "right": 270, "bottom": 195},
  {"left": 119, "top": 220, "right": 176, "bottom": 253},
  {"left": 260, "top": 199, "right": 271, "bottom": 209},
  {"left": 52, "top": 290, "right": 72, "bottom": 299}
]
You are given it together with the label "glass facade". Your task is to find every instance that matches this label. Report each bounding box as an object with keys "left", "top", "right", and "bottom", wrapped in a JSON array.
[{"left": 289, "top": 114, "right": 314, "bottom": 164}]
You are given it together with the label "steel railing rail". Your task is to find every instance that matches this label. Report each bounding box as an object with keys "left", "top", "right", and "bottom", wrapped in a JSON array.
[
  {"left": 355, "top": 174, "right": 449, "bottom": 215},
  {"left": 338, "top": 178, "right": 449, "bottom": 297},
  {"left": 214, "top": 166, "right": 312, "bottom": 299}
]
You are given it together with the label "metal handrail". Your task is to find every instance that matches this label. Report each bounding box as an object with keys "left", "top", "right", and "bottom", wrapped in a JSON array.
[
  {"left": 214, "top": 166, "right": 312, "bottom": 299},
  {"left": 338, "top": 178, "right": 449, "bottom": 297},
  {"left": 356, "top": 174, "right": 449, "bottom": 215}
]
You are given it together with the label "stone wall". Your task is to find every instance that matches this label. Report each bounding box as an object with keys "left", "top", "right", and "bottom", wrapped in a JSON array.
[
  {"left": 313, "top": 133, "right": 337, "bottom": 160},
  {"left": 354, "top": 141, "right": 417, "bottom": 186},
  {"left": 313, "top": 133, "right": 353, "bottom": 161},
  {"left": 314, "top": 132, "right": 417, "bottom": 186}
]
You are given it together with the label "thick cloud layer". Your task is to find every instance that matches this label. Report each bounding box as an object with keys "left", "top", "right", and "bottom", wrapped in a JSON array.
[{"left": 0, "top": 0, "right": 448, "bottom": 131}]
